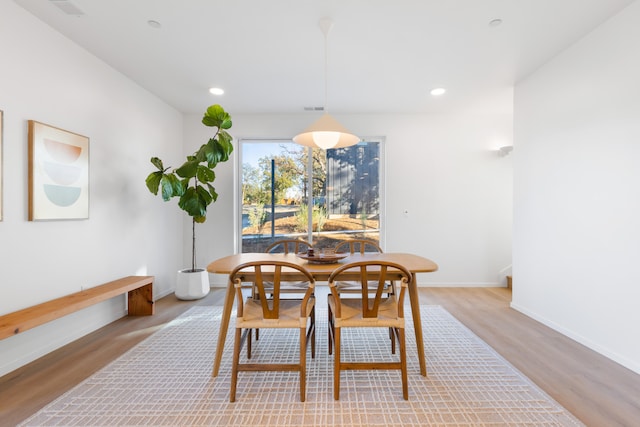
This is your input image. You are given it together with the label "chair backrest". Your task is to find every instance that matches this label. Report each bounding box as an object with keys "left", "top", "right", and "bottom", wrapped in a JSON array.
[
  {"left": 265, "top": 239, "right": 311, "bottom": 254},
  {"left": 328, "top": 261, "right": 411, "bottom": 319},
  {"left": 230, "top": 261, "right": 315, "bottom": 319},
  {"left": 334, "top": 239, "right": 383, "bottom": 255}
]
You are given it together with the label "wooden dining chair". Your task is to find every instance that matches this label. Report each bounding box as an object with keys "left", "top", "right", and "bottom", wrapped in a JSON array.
[
  {"left": 327, "top": 260, "right": 412, "bottom": 400},
  {"left": 334, "top": 239, "right": 383, "bottom": 255},
  {"left": 265, "top": 238, "right": 310, "bottom": 254},
  {"left": 250, "top": 239, "right": 313, "bottom": 341},
  {"left": 229, "top": 260, "right": 316, "bottom": 402},
  {"left": 260, "top": 239, "right": 312, "bottom": 296},
  {"left": 334, "top": 239, "right": 394, "bottom": 296}
]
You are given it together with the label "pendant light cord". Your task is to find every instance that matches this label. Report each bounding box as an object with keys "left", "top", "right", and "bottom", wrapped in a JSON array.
[
  {"left": 324, "top": 29, "right": 328, "bottom": 114},
  {"left": 319, "top": 17, "right": 333, "bottom": 115}
]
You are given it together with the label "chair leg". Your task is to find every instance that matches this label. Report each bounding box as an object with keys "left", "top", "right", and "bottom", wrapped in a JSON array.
[
  {"left": 230, "top": 328, "right": 242, "bottom": 402},
  {"left": 398, "top": 328, "right": 408, "bottom": 400},
  {"left": 333, "top": 326, "right": 341, "bottom": 400},
  {"left": 247, "top": 328, "right": 252, "bottom": 359},
  {"left": 327, "top": 303, "right": 333, "bottom": 355},
  {"left": 390, "top": 327, "right": 396, "bottom": 354},
  {"left": 310, "top": 306, "right": 316, "bottom": 359},
  {"left": 251, "top": 288, "right": 259, "bottom": 341},
  {"left": 299, "top": 326, "right": 307, "bottom": 402}
]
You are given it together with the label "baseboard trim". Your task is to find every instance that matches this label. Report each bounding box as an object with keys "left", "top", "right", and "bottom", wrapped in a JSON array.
[
  {"left": 418, "top": 282, "right": 507, "bottom": 288},
  {"left": 510, "top": 302, "right": 640, "bottom": 376},
  {"left": 210, "top": 282, "right": 508, "bottom": 288}
]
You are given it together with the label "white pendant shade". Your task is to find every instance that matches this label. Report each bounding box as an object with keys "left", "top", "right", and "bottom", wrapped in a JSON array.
[
  {"left": 293, "top": 113, "right": 360, "bottom": 149},
  {"left": 293, "top": 18, "right": 360, "bottom": 150}
]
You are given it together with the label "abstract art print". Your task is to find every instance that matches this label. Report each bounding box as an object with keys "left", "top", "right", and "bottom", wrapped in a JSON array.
[{"left": 28, "top": 120, "right": 89, "bottom": 220}]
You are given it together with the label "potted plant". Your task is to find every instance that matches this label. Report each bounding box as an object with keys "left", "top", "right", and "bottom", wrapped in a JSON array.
[{"left": 146, "top": 104, "right": 234, "bottom": 299}]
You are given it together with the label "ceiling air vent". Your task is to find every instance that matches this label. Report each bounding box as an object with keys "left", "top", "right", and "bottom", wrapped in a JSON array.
[
  {"left": 303, "top": 106, "right": 324, "bottom": 112},
  {"left": 49, "top": 0, "right": 85, "bottom": 16}
]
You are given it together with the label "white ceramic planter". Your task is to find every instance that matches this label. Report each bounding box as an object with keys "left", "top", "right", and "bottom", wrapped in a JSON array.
[{"left": 175, "top": 269, "right": 210, "bottom": 300}]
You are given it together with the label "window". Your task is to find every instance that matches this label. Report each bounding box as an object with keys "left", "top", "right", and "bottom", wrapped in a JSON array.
[{"left": 238, "top": 139, "right": 383, "bottom": 253}]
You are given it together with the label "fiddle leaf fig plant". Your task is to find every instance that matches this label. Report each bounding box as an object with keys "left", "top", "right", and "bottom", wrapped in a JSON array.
[{"left": 146, "top": 104, "right": 234, "bottom": 271}]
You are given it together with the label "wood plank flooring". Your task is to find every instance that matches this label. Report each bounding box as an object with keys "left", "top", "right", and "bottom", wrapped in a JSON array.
[{"left": 0, "top": 287, "right": 638, "bottom": 426}]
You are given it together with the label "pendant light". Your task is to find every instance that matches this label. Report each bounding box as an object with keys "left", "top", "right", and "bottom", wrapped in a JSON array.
[{"left": 293, "top": 18, "right": 360, "bottom": 150}]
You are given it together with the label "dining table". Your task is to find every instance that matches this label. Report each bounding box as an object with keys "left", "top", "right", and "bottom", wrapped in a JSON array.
[{"left": 207, "top": 252, "right": 438, "bottom": 377}]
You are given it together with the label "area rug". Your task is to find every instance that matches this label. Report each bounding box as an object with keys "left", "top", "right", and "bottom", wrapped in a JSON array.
[{"left": 20, "top": 306, "right": 584, "bottom": 426}]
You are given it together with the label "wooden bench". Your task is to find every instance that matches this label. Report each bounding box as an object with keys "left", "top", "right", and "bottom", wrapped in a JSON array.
[{"left": 0, "top": 275, "right": 154, "bottom": 340}]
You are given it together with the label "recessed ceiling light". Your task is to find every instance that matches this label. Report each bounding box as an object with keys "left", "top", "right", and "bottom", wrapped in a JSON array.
[
  {"left": 209, "top": 87, "right": 224, "bottom": 95},
  {"left": 147, "top": 20, "right": 161, "bottom": 29},
  {"left": 489, "top": 18, "right": 503, "bottom": 27},
  {"left": 430, "top": 88, "right": 446, "bottom": 96}
]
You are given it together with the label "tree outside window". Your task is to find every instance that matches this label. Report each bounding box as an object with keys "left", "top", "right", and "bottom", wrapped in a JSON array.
[{"left": 240, "top": 140, "right": 381, "bottom": 253}]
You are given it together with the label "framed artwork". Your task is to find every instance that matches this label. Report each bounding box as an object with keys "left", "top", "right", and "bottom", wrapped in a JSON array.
[
  {"left": 28, "top": 120, "right": 89, "bottom": 221},
  {"left": 0, "top": 110, "right": 3, "bottom": 221}
]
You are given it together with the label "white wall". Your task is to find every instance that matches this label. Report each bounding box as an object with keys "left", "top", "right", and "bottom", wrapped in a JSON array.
[
  {"left": 513, "top": 1, "right": 640, "bottom": 374},
  {"left": 0, "top": 2, "right": 184, "bottom": 376},
  {"left": 187, "top": 111, "right": 514, "bottom": 289}
]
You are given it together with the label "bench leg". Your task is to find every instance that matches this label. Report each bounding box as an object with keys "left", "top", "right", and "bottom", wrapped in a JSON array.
[{"left": 128, "top": 283, "right": 154, "bottom": 315}]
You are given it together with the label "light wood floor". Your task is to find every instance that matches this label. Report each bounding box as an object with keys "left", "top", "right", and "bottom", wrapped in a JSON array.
[{"left": 1, "top": 287, "right": 638, "bottom": 426}]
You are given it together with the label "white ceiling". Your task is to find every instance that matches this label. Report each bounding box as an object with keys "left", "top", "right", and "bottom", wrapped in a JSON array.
[{"left": 15, "top": 0, "right": 635, "bottom": 115}]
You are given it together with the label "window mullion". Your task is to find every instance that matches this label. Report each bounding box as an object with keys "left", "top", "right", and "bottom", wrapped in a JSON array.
[{"left": 306, "top": 146, "right": 313, "bottom": 244}]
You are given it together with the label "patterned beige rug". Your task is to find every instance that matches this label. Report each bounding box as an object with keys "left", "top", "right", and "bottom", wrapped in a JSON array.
[{"left": 21, "top": 306, "right": 584, "bottom": 426}]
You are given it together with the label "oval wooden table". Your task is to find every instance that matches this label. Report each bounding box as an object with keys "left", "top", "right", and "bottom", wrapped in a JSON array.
[{"left": 207, "top": 252, "right": 438, "bottom": 377}]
